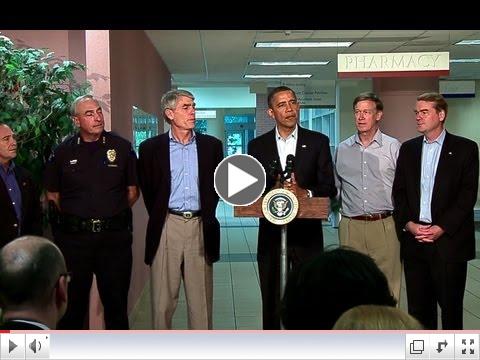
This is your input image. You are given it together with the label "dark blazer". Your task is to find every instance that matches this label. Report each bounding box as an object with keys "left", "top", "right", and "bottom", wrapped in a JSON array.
[
  {"left": 0, "top": 164, "right": 42, "bottom": 248},
  {"left": 0, "top": 319, "right": 47, "bottom": 330},
  {"left": 393, "top": 132, "right": 479, "bottom": 262},
  {"left": 138, "top": 132, "right": 223, "bottom": 265},
  {"left": 248, "top": 126, "right": 337, "bottom": 257}
]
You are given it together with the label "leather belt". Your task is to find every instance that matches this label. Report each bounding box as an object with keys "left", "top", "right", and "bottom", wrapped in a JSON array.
[
  {"left": 346, "top": 211, "right": 393, "bottom": 221},
  {"left": 169, "top": 209, "right": 201, "bottom": 219},
  {"left": 59, "top": 210, "right": 131, "bottom": 233}
]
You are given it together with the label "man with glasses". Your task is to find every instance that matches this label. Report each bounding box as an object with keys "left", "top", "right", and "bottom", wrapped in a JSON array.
[
  {"left": 0, "top": 123, "right": 42, "bottom": 248},
  {"left": 393, "top": 92, "right": 479, "bottom": 329},
  {"left": 334, "top": 92, "right": 402, "bottom": 302},
  {"left": 0, "top": 236, "right": 69, "bottom": 330}
]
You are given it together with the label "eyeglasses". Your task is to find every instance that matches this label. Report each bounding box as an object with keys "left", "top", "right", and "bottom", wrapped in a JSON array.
[{"left": 414, "top": 109, "right": 431, "bottom": 117}]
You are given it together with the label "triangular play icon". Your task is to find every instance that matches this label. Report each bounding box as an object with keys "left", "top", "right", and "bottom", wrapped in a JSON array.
[
  {"left": 227, "top": 163, "right": 258, "bottom": 197},
  {"left": 9, "top": 339, "right": 17, "bottom": 353}
]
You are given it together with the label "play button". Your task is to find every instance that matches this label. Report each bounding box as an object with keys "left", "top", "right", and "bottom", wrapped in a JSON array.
[{"left": 215, "top": 154, "right": 266, "bottom": 206}]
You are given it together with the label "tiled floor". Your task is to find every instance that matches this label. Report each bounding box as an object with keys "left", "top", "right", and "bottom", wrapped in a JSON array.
[{"left": 131, "top": 201, "right": 480, "bottom": 329}]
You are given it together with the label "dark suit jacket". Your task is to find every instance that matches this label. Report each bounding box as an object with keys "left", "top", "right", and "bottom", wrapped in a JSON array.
[
  {"left": 0, "top": 164, "right": 42, "bottom": 248},
  {"left": 0, "top": 319, "right": 47, "bottom": 330},
  {"left": 393, "top": 132, "right": 479, "bottom": 262},
  {"left": 248, "top": 126, "right": 337, "bottom": 258},
  {"left": 138, "top": 132, "right": 223, "bottom": 265}
]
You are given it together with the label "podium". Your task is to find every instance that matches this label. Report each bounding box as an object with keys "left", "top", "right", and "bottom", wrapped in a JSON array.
[{"left": 234, "top": 189, "right": 330, "bottom": 318}]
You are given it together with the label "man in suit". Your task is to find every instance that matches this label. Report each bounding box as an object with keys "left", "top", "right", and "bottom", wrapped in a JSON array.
[
  {"left": 0, "top": 235, "right": 69, "bottom": 330},
  {"left": 393, "top": 92, "right": 479, "bottom": 329},
  {"left": 138, "top": 89, "right": 223, "bottom": 329},
  {"left": 248, "top": 86, "right": 337, "bottom": 329},
  {"left": 0, "top": 123, "right": 42, "bottom": 248}
]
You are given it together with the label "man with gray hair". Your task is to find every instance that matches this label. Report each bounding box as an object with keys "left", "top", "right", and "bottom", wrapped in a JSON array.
[
  {"left": 138, "top": 89, "right": 223, "bottom": 329},
  {"left": 44, "top": 94, "right": 139, "bottom": 329},
  {"left": 0, "top": 236, "right": 69, "bottom": 330}
]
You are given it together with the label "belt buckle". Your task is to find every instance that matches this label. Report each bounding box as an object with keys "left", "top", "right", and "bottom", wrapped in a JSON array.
[
  {"left": 183, "top": 211, "right": 193, "bottom": 219},
  {"left": 92, "top": 219, "right": 102, "bottom": 232}
]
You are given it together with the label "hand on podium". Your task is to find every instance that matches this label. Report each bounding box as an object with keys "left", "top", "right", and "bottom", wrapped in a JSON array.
[{"left": 283, "top": 173, "right": 309, "bottom": 198}]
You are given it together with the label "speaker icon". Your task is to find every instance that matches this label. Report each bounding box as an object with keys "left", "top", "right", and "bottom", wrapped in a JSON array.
[{"left": 29, "top": 338, "right": 41, "bottom": 353}]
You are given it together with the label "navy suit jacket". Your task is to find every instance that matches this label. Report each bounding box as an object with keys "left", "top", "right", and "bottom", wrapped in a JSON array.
[
  {"left": 138, "top": 132, "right": 223, "bottom": 265},
  {"left": 248, "top": 126, "right": 336, "bottom": 258},
  {"left": 393, "top": 132, "right": 479, "bottom": 262},
  {"left": 0, "top": 165, "right": 42, "bottom": 248}
]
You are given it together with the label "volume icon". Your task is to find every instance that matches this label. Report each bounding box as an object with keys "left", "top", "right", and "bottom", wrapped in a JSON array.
[{"left": 29, "top": 338, "right": 41, "bottom": 353}]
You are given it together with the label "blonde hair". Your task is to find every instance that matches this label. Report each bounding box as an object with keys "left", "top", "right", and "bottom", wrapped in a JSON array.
[{"left": 333, "top": 305, "right": 423, "bottom": 330}]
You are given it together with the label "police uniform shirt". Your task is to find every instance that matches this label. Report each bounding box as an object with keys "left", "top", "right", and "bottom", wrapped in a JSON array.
[{"left": 44, "top": 131, "right": 138, "bottom": 218}]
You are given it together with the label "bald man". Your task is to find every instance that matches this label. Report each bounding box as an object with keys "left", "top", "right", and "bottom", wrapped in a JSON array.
[
  {"left": 0, "top": 236, "right": 69, "bottom": 330},
  {"left": 0, "top": 123, "right": 42, "bottom": 247}
]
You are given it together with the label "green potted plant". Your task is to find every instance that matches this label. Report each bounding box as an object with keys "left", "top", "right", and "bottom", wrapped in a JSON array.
[{"left": 0, "top": 34, "right": 89, "bottom": 185}]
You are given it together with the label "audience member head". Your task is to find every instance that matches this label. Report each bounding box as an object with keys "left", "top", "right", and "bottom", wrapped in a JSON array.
[
  {"left": 281, "top": 247, "right": 396, "bottom": 329},
  {"left": 333, "top": 304, "right": 424, "bottom": 330},
  {"left": 0, "top": 236, "right": 68, "bottom": 329}
]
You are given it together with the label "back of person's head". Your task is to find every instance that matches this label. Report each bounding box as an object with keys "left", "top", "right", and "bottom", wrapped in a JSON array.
[
  {"left": 281, "top": 247, "right": 396, "bottom": 329},
  {"left": 333, "top": 305, "right": 424, "bottom": 330},
  {"left": 0, "top": 236, "right": 67, "bottom": 313}
]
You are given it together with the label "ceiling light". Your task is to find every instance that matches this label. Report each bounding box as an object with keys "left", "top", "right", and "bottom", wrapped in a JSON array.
[
  {"left": 450, "top": 58, "right": 480, "bottom": 63},
  {"left": 255, "top": 42, "right": 353, "bottom": 48},
  {"left": 244, "top": 74, "right": 312, "bottom": 79},
  {"left": 249, "top": 61, "right": 329, "bottom": 66},
  {"left": 455, "top": 40, "right": 480, "bottom": 45}
]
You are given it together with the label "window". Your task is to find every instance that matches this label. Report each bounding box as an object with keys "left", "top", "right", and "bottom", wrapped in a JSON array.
[{"left": 132, "top": 107, "right": 158, "bottom": 155}]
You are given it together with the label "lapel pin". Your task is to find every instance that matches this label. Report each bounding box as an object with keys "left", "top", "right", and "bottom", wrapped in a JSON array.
[
  {"left": 301, "top": 144, "right": 307, "bottom": 148},
  {"left": 448, "top": 152, "right": 452, "bottom": 155}
]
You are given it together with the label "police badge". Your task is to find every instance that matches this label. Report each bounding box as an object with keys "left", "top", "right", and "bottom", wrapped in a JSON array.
[
  {"left": 107, "top": 149, "right": 116, "bottom": 162},
  {"left": 106, "top": 149, "right": 117, "bottom": 166}
]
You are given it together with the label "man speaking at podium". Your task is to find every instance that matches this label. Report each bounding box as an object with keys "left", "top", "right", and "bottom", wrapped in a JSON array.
[{"left": 248, "top": 86, "right": 337, "bottom": 329}]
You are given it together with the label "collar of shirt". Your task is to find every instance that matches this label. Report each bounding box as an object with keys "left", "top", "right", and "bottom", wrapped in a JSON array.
[
  {"left": 423, "top": 128, "right": 446, "bottom": 145},
  {"left": 275, "top": 124, "right": 298, "bottom": 141},
  {"left": 169, "top": 129, "right": 196, "bottom": 145},
  {"left": 0, "top": 160, "right": 15, "bottom": 176},
  {"left": 76, "top": 131, "right": 107, "bottom": 145},
  {"left": 8, "top": 319, "right": 50, "bottom": 330},
  {"left": 353, "top": 128, "right": 382, "bottom": 148}
]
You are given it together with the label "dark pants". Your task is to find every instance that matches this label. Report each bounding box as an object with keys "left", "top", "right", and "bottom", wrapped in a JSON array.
[
  {"left": 258, "top": 243, "right": 322, "bottom": 329},
  {"left": 55, "top": 230, "right": 132, "bottom": 329},
  {"left": 404, "top": 245, "right": 467, "bottom": 330}
]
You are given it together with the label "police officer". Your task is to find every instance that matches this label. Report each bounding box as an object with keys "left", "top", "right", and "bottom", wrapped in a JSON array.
[{"left": 44, "top": 95, "right": 139, "bottom": 329}]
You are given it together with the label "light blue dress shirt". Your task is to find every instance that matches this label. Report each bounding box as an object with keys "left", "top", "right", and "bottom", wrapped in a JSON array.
[
  {"left": 168, "top": 130, "right": 200, "bottom": 211},
  {"left": 419, "top": 129, "right": 446, "bottom": 223}
]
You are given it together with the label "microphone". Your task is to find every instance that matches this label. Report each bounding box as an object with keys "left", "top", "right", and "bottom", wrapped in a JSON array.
[
  {"left": 268, "top": 159, "right": 281, "bottom": 179},
  {"left": 283, "top": 154, "right": 295, "bottom": 181}
]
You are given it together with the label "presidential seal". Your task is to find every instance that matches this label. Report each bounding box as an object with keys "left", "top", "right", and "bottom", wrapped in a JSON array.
[
  {"left": 262, "top": 188, "right": 299, "bottom": 225},
  {"left": 106, "top": 149, "right": 116, "bottom": 163}
]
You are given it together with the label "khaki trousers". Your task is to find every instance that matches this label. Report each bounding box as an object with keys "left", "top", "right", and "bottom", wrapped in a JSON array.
[
  {"left": 339, "top": 215, "right": 402, "bottom": 302},
  {"left": 150, "top": 213, "right": 213, "bottom": 329}
]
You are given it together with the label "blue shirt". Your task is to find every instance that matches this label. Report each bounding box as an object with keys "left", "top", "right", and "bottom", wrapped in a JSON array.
[
  {"left": 419, "top": 129, "right": 446, "bottom": 223},
  {"left": 0, "top": 161, "right": 22, "bottom": 228},
  {"left": 168, "top": 130, "right": 200, "bottom": 211}
]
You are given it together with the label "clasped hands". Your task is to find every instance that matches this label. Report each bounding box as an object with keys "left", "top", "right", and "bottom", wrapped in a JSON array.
[{"left": 405, "top": 221, "right": 445, "bottom": 243}]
